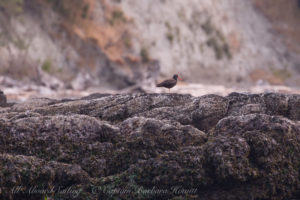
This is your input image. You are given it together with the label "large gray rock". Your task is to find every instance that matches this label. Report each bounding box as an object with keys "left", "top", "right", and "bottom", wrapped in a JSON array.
[
  {"left": 0, "top": 92, "right": 300, "bottom": 200},
  {"left": 0, "top": 90, "right": 7, "bottom": 107}
]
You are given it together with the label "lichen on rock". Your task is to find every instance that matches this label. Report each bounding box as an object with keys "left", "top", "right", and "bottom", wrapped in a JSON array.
[{"left": 0, "top": 92, "right": 300, "bottom": 199}]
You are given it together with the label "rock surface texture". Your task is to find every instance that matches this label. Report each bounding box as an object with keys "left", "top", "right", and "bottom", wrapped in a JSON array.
[{"left": 0, "top": 93, "right": 300, "bottom": 200}]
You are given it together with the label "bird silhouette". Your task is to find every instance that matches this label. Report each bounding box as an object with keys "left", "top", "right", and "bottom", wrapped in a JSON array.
[{"left": 156, "top": 74, "right": 182, "bottom": 93}]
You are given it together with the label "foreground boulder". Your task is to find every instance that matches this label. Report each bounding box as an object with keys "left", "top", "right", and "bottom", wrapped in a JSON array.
[
  {"left": 0, "top": 90, "right": 6, "bottom": 107},
  {"left": 0, "top": 93, "right": 300, "bottom": 200}
]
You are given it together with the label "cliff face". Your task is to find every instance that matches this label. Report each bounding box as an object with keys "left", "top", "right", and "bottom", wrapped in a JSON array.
[
  {"left": 0, "top": 0, "right": 159, "bottom": 90},
  {"left": 111, "top": 0, "right": 300, "bottom": 85},
  {"left": 0, "top": 92, "right": 300, "bottom": 199},
  {"left": 0, "top": 0, "right": 299, "bottom": 90}
]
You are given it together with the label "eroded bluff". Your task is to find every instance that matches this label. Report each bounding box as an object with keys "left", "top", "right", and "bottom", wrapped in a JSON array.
[{"left": 0, "top": 93, "right": 300, "bottom": 200}]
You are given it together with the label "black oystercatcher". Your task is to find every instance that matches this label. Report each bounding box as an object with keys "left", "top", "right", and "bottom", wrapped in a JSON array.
[{"left": 156, "top": 74, "right": 182, "bottom": 92}]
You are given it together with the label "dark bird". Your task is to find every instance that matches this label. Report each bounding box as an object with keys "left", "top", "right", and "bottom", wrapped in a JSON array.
[{"left": 156, "top": 74, "right": 182, "bottom": 92}]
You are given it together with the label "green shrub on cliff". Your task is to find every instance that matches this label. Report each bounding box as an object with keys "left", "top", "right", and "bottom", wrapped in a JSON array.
[
  {"left": 0, "top": 0, "right": 23, "bottom": 15},
  {"left": 45, "top": 0, "right": 90, "bottom": 22}
]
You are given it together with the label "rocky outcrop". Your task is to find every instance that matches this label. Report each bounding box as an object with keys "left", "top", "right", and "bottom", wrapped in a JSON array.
[
  {"left": 0, "top": 90, "right": 7, "bottom": 107},
  {"left": 0, "top": 92, "right": 300, "bottom": 199}
]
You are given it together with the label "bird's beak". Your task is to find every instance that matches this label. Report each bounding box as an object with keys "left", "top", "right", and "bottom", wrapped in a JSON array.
[{"left": 178, "top": 76, "right": 183, "bottom": 81}]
